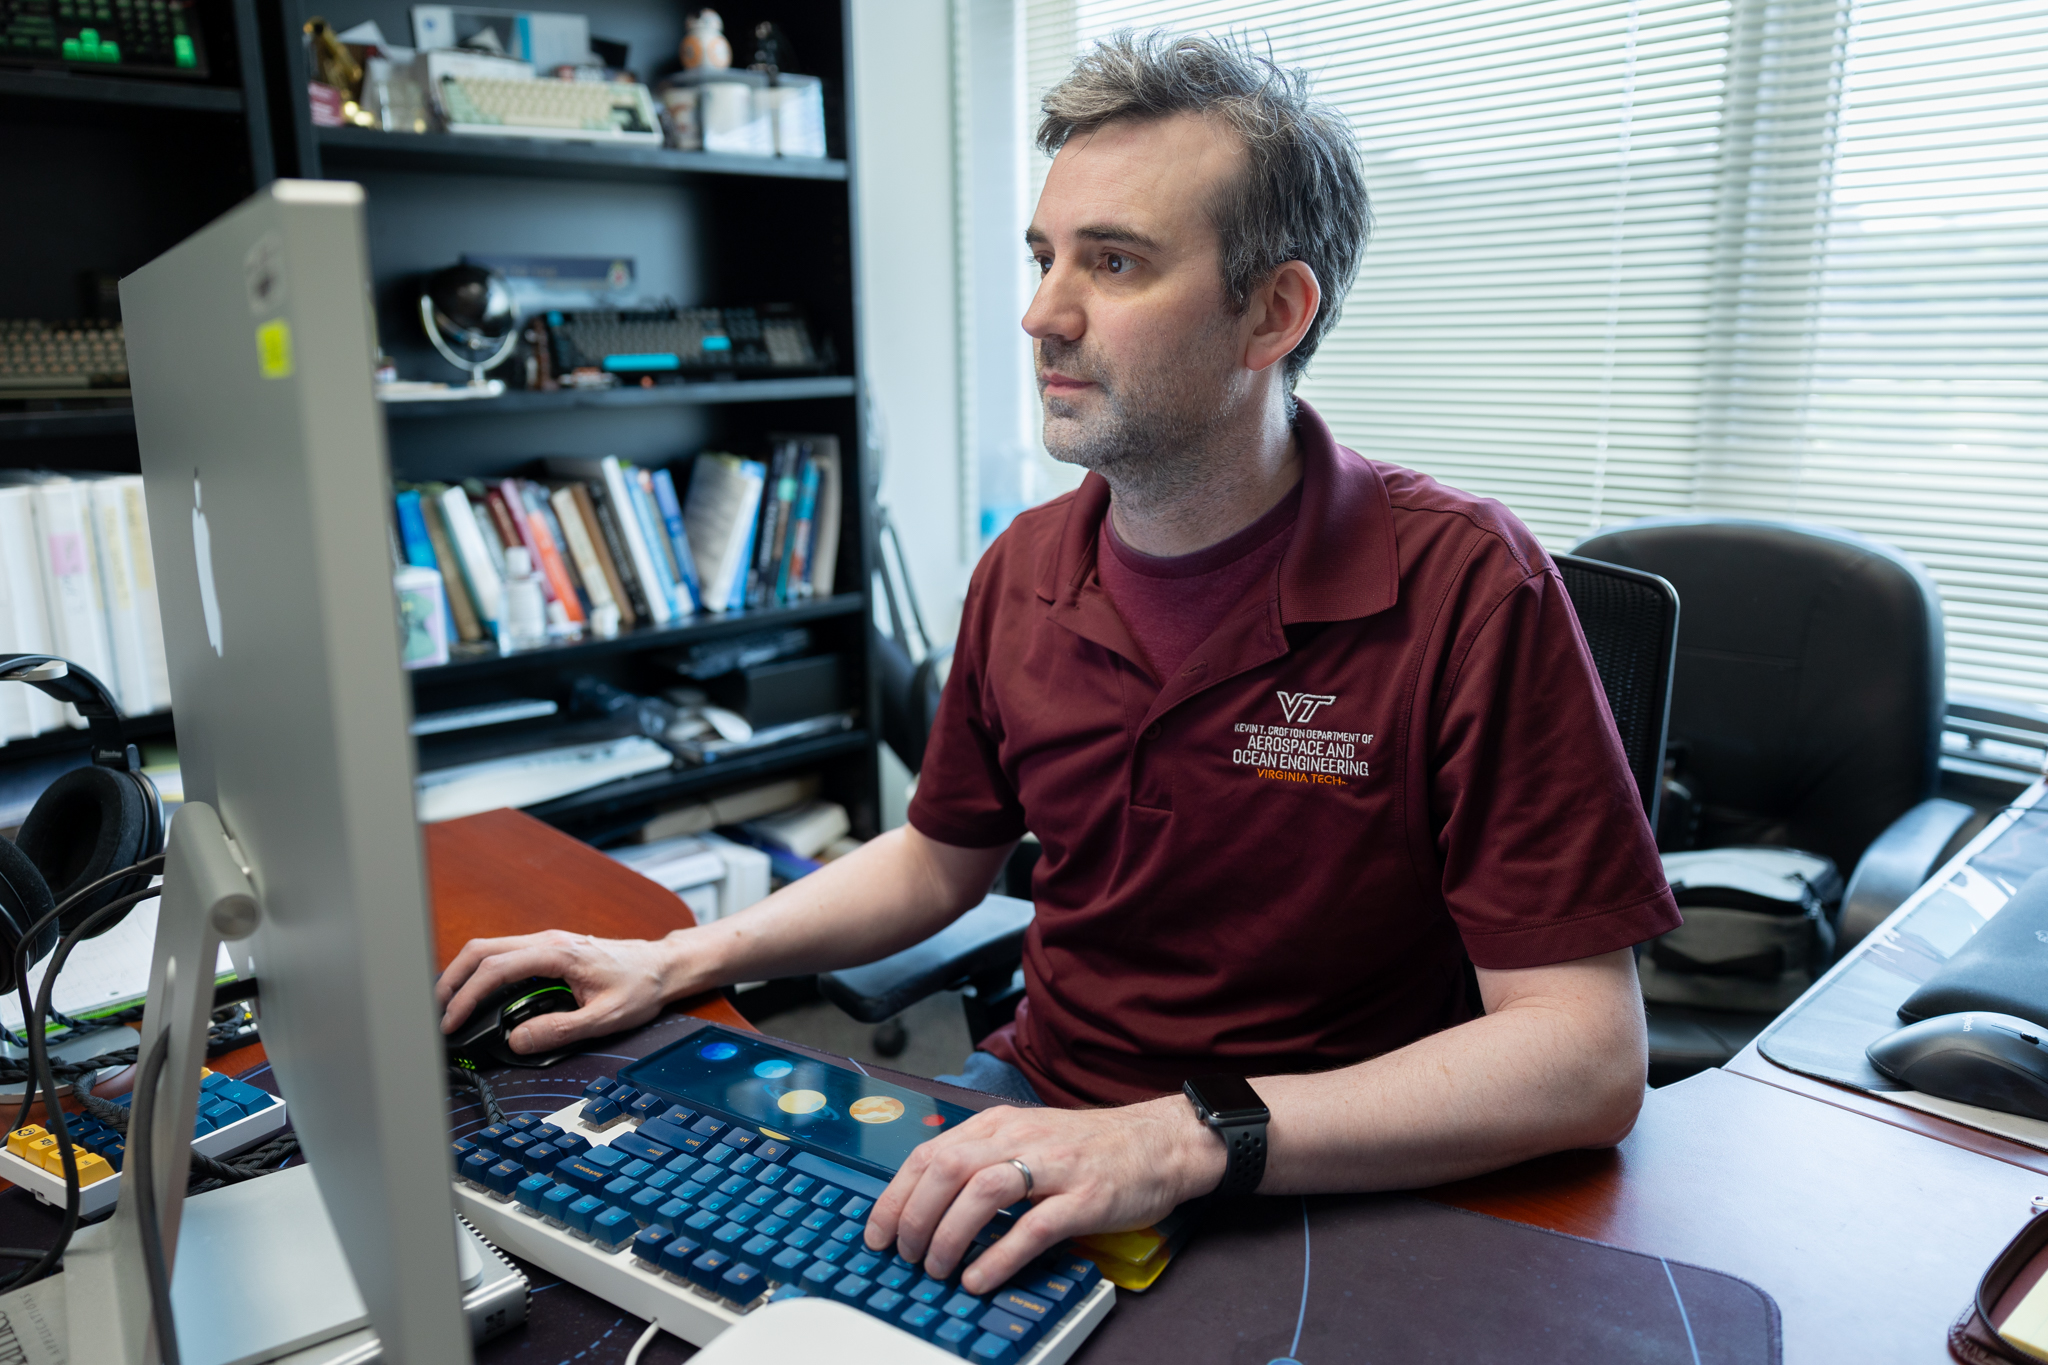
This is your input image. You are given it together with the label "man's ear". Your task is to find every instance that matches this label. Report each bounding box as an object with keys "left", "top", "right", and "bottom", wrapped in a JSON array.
[{"left": 1244, "top": 260, "right": 1322, "bottom": 375}]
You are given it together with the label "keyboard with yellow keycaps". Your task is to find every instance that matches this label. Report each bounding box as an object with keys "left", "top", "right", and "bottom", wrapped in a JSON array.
[
  {"left": 0, "top": 1065, "right": 287, "bottom": 1217},
  {"left": 449, "top": 1025, "right": 1116, "bottom": 1363}
]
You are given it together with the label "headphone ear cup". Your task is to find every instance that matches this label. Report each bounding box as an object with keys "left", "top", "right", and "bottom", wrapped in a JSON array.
[
  {"left": 0, "top": 836, "right": 56, "bottom": 994},
  {"left": 14, "top": 765, "right": 150, "bottom": 938}
]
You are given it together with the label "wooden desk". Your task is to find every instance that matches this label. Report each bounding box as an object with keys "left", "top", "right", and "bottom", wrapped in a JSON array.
[
  {"left": 200, "top": 807, "right": 750, "bottom": 1086},
  {"left": 1429, "top": 1066, "right": 2038, "bottom": 1362},
  {"left": 423, "top": 808, "right": 751, "bottom": 1032},
  {"left": 427, "top": 810, "right": 2028, "bottom": 1362},
  {"left": 175, "top": 810, "right": 2038, "bottom": 1362}
]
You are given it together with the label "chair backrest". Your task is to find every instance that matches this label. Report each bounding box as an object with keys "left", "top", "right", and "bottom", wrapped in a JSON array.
[
  {"left": 1555, "top": 554, "right": 1680, "bottom": 830},
  {"left": 1573, "top": 517, "right": 1945, "bottom": 875}
]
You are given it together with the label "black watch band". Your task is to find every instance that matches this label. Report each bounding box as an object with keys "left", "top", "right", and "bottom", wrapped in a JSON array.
[{"left": 1183, "top": 1076, "right": 1269, "bottom": 1197}]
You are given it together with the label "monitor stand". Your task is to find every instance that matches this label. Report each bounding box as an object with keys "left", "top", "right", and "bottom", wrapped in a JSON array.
[{"left": 54, "top": 802, "right": 370, "bottom": 1365}]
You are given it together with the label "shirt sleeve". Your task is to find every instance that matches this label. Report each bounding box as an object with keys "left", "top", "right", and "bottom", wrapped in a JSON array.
[
  {"left": 1429, "top": 565, "right": 1682, "bottom": 970},
  {"left": 906, "top": 560, "right": 1030, "bottom": 851}
]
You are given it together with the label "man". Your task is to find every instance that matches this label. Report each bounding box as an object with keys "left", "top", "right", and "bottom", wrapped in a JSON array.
[{"left": 435, "top": 33, "right": 1680, "bottom": 1298}]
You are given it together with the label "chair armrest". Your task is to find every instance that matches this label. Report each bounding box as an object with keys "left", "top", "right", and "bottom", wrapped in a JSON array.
[
  {"left": 816, "top": 894, "right": 1035, "bottom": 1023},
  {"left": 1838, "top": 798, "right": 1976, "bottom": 954}
]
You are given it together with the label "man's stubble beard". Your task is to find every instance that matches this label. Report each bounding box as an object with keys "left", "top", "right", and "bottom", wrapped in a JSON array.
[{"left": 1037, "top": 317, "right": 1249, "bottom": 516}]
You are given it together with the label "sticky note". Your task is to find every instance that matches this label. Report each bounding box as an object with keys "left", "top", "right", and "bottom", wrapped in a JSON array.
[{"left": 256, "top": 318, "right": 293, "bottom": 378}]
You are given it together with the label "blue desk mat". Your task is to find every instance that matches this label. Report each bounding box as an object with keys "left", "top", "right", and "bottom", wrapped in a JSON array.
[{"left": 1758, "top": 789, "right": 2048, "bottom": 1093}]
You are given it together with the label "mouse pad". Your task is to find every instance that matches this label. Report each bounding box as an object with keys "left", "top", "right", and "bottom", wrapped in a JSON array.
[
  {"left": 1899, "top": 867, "right": 2048, "bottom": 1024},
  {"left": 1757, "top": 798, "right": 2048, "bottom": 1129},
  {"left": 1078, "top": 1193, "right": 1779, "bottom": 1365}
]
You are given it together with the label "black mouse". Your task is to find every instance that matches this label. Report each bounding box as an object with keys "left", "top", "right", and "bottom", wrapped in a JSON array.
[
  {"left": 445, "top": 976, "right": 579, "bottom": 1069},
  {"left": 1867, "top": 1011, "right": 2048, "bottom": 1121}
]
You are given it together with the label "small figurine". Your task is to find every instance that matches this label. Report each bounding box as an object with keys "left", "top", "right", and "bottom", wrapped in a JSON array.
[{"left": 681, "top": 10, "right": 731, "bottom": 71}]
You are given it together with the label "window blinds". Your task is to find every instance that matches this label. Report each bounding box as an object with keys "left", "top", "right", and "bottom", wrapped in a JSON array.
[{"left": 1025, "top": 0, "right": 2048, "bottom": 705}]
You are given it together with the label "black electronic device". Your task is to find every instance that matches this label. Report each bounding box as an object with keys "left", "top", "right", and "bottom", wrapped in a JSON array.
[
  {"left": 445, "top": 976, "right": 580, "bottom": 1069},
  {"left": 617, "top": 1025, "right": 976, "bottom": 1176},
  {"left": 1182, "top": 1075, "right": 1269, "bottom": 1196},
  {"left": 1867, "top": 1012, "right": 2048, "bottom": 1122},
  {"left": 0, "top": 655, "right": 165, "bottom": 990},
  {"left": 539, "top": 304, "right": 828, "bottom": 383},
  {"left": 706, "top": 654, "right": 842, "bottom": 730},
  {"left": 0, "top": 0, "right": 206, "bottom": 76}
]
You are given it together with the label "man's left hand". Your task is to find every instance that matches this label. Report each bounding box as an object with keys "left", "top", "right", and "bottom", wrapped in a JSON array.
[{"left": 863, "top": 1096, "right": 1225, "bottom": 1294}]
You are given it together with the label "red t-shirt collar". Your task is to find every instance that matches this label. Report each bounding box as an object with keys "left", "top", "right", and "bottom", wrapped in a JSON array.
[{"left": 1035, "top": 398, "right": 1400, "bottom": 626}]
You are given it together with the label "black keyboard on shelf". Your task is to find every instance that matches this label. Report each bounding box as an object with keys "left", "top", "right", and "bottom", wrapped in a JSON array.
[
  {"left": 0, "top": 0, "right": 206, "bottom": 75},
  {"left": 540, "top": 304, "right": 830, "bottom": 383},
  {"left": 449, "top": 1025, "right": 1115, "bottom": 1362}
]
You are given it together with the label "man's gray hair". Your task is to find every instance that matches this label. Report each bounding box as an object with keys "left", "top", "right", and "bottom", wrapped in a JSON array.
[{"left": 1038, "top": 31, "right": 1371, "bottom": 387}]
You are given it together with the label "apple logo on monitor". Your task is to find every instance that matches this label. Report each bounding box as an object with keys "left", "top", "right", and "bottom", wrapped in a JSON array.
[{"left": 193, "top": 474, "right": 223, "bottom": 656}]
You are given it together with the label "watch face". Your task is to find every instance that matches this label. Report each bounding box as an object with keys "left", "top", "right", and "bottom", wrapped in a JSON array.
[{"left": 1187, "top": 1074, "right": 1266, "bottom": 1122}]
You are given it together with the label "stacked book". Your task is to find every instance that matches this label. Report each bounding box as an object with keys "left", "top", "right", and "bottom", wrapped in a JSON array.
[
  {"left": 0, "top": 473, "right": 170, "bottom": 744},
  {"left": 394, "top": 435, "right": 842, "bottom": 650}
]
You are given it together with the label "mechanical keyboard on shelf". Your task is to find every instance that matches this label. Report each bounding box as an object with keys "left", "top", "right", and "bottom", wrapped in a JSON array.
[
  {"left": 449, "top": 1025, "right": 1116, "bottom": 1363},
  {"left": 436, "top": 74, "right": 662, "bottom": 144},
  {"left": 541, "top": 304, "right": 827, "bottom": 382},
  {"left": 1, "top": 319, "right": 129, "bottom": 399},
  {"left": 0, "top": 0, "right": 206, "bottom": 76},
  {"left": 0, "top": 1066, "right": 286, "bottom": 1217}
]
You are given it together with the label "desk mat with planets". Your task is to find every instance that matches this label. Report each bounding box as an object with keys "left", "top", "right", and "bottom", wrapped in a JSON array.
[
  {"left": 1758, "top": 783, "right": 2048, "bottom": 1148},
  {"left": 0, "top": 1008, "right": 1782, "bottom": 1364}
]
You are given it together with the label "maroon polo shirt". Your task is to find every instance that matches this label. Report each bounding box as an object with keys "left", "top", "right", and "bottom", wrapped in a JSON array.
[{"left": 908, "top": 401, "right": 1680, "bottom": 1108}]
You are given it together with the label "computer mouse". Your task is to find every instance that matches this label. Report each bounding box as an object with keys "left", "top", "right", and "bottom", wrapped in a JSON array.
[
  {"left": 445, "top": 976, "right": 579, "bottom": 1069},
  {"left": 1866, "top": 1011, "right": 2048, "bottom": 1121}
]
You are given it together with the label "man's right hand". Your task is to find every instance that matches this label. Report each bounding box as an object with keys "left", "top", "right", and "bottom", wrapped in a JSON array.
[{"left": 435, "top": 929, "right": 694, "bottom": 1056}]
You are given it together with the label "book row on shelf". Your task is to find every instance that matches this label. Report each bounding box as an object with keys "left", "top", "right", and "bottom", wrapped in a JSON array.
[
  {"left": 0, "top": 471, "right": 169, "bottom": 744},
  {"left": 396, "top": 434, "right": 842, "bottom": 665}
]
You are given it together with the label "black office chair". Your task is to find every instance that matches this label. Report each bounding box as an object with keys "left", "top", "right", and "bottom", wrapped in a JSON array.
[
  {"left": 1574, "top": 517, "right": 1975, "bottom": 1082},
  {"left": 821, "top": 553, "right": 1691, "bottom": 1062},
  {"left": 1553, "top": 554, "right": 1679, "bottom": 831}
]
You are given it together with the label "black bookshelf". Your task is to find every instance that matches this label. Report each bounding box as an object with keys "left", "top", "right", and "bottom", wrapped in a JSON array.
[
  {"left": 0, "top": 377, "right": 859, "bottom": 440},
  {"left": 0, "top": 69, "right": 246, "bottom": 113},
  {"left": 276, "top": 0, "right": 878, "bottom": 841},
  {"left": 315, "top": 124, "right": 849, "bottom": 184},
  {"left": 2, "top": 0, "right": 881, "bottom": 844},
  {"left": 415, "top": 594, "right": 866, "bottom": 687},
  {"left": 526, "top": 729, "right": 872, "bottom": 832},
  {"left": 381, "top": 375, "right": 857, "bottom": 421}
]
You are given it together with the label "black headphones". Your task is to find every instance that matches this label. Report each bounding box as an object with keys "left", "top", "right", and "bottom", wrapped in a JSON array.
[{"left": 0, "top": 654, "right": 166, "bottom": 992}]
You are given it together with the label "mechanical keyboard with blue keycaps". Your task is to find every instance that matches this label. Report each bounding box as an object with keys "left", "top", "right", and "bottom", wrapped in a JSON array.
[
  {"left": 0, "top": 1065, "right": 287, "bottom": 1217},
  {"left": 448, "top": 1026, "right": 1115, "bottom": 1363}
]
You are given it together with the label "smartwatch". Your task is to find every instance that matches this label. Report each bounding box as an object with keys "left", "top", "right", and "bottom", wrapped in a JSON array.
[{"left": 1183, "top": 1074, "right": 1269, "bottom": 1196}]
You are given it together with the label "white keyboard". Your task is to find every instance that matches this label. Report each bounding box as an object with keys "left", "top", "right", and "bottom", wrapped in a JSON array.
[{"left": 438, "top": 75, "right": 663, "bottom": 144}]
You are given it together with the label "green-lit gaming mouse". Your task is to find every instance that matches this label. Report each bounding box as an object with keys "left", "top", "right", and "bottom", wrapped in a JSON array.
[{"left": 446, "top": 976, "right": 579, "bottom": 1069}]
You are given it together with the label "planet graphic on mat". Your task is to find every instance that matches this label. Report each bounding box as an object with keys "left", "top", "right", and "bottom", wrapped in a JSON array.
[
  {"left": 922, "top": 1113, "right": 947, "bottom": 1127},
  {"left": 754, "top": 1060, "right": 794, "bottom": 1079},
  {"left": 778, "top": 1089, "right": 828, "bottom": 1114},
  {"left": 699, "top": 1041, "right": 738, "bottom": 1061},
  {"left": 850, "top": 1096, "right": 905, "bottom": 1125}
]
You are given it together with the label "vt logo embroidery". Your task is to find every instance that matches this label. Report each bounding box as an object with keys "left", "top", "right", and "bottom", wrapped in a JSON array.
[{"left": 1275, "top": 691, "right": 1338, "bottom": 724}]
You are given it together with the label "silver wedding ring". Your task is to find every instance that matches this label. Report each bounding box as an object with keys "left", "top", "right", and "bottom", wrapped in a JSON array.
[{"left": 1007, "top": 1157, "right": 1034, "bottom": 1201}]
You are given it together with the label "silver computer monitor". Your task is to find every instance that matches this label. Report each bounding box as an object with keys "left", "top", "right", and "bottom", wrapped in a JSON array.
[{"left": 117, "top": 180, "right": 471, "bottom": 1362}]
